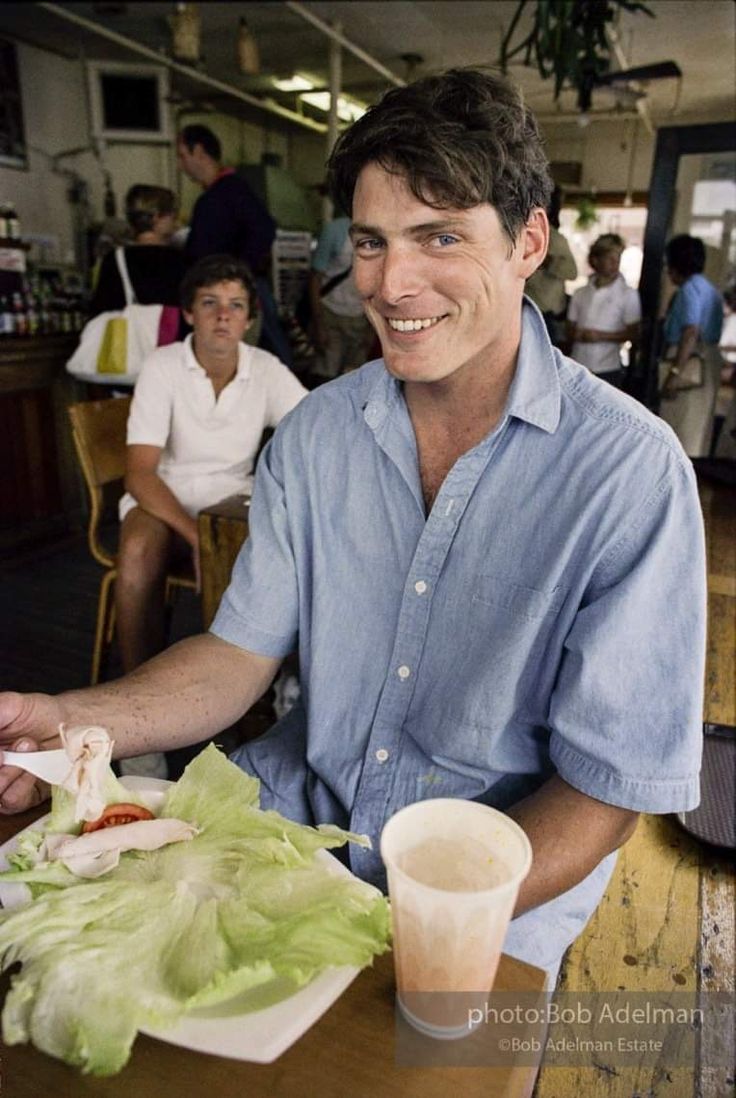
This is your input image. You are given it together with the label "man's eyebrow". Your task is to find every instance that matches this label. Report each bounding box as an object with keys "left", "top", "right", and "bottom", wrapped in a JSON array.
[
  {"left": 349, "top": 222, "right": 382, "bottom": 240},
  {"left": 350, "top": 217, "right": 468, "bottom": 240}
]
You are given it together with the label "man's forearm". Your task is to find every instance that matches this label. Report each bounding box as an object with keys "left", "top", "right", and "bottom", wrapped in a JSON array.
[
  {"left": 673, "top": 325, "right": 700, "bottom": 370},
  {"left": 506, "top": 774, "right": 638, "bottom": 916},
  {"left": 56, "top": 634, "right": 282, "bottom": 758}
]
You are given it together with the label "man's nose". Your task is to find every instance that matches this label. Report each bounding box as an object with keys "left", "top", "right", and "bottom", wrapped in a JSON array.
[{"left": 376, "top": 246, "right": 422, "bottom": 304}]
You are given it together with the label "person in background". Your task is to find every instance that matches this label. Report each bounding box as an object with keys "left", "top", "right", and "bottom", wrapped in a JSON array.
[
  {"left": 89, "top": 185, "right": 187, "bottom": 317},
  {"left": 658, "top": 235, "right": 725, "bottom": 458},
  {"left": 524, "top": 186, "right": 576, "bottom": 347},
  {"left": 176, "top": 124, "right": 292, "bottom": 367},
  {"left": 114, "top": 253, "right": 306, "bottom": 776},
  {"left": 713, "top": 284, "right": 736, "bottom": 458},
  {"left": 567, "top": 233, "right": 641, "bottom": 388},
  {"left": 661, "top": 235, "right": 724, "bottom": 396},
  {"left": 0, "top": 70, "right": 705, "bottom": 984},
  {"left": 309, "top": 208, "right": 375, "bottom": 379}
]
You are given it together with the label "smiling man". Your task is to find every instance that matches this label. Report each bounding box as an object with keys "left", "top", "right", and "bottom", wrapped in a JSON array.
[{"left": 0, "top": 71, "right": 705, "bottom": 982}]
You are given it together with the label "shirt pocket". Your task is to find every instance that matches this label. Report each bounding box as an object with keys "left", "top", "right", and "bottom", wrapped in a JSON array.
[
  {"left": 460, "top": 573, "right": 568, "bottom": 730},
  {"left": 472, "top": 574, "right": 567, "bottom": 621}
]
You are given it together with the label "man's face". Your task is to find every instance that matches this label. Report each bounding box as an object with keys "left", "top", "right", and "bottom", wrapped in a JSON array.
[
  {"left": 350, "top": 162, "right": 547, "bottom": 386},
  {"left": 184, "top": 281, "right": 252, "bottom": 359},
  {"left": 176, "top": 140, "right": 202, "bottom": 182},
  {"left": 590, "top": 249, "right": 621, "bottom": 284}
]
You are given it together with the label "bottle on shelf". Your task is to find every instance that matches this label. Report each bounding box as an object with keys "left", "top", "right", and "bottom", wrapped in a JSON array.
[
  {"left": 25, "top": 289, "right": 39, "bottom": 336},
  {"left": 0, "top": 204, "right": 9, "bottom": 240},
  {"left": 5, "top": 204, "right": 20, "bottom": 241},
  {"left": 12, "top": 291, "right": 28, "bottom": 336},
  {"left": 0, "top": 296, "right": 13, "bottom": 336}
]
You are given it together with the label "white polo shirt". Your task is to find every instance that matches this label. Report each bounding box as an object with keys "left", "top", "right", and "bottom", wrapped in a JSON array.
[
  {"left": 569, "top": 274, "right": 641, "bottom": 375},
  {"left": 120, "top": 335, "right": 307, "bottom": 520}
]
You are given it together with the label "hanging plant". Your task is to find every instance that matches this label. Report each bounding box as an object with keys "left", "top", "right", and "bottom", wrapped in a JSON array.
[
  {"left": 499, "top": 0, "right": 654, "bottom": 112},
  {"left": 575, "top": 196, "right": 599, "bottom": 230}
]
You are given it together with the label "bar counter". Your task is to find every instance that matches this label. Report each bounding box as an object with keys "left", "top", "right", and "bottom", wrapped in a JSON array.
[{"left": 0, "top": 334, "right": 83, "bottom": 554}]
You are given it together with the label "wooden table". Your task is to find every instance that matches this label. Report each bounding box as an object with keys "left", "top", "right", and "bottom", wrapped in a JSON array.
[
  {"left": 0, "top": 807, "right": 546, "bottom": 1098},
  {"left": 198, "top": 493, "right": 250, "bottom": 630}
]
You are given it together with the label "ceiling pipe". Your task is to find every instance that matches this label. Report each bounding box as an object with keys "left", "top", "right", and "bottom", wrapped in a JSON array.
[
  {"left": 608, "top": 27, "right": 655, "bottom": 137},
  {"left": 285, "top": 1, "right": 405, "bottom": 88},
  {"left": 536, "top": 109, "right": 641, "bottom": 124},
  {"left": 37, "top": 1, "right": 328, "bottom": 134}
]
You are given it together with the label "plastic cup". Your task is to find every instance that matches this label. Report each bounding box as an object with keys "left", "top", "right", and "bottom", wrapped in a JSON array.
[{"left": 380, "top": 798, "right": 532, "bottom": 1040}]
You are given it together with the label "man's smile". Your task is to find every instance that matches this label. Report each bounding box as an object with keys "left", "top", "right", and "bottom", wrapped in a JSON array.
[{"left": 385, "top": 315, "right": 446, "bottom": 332}]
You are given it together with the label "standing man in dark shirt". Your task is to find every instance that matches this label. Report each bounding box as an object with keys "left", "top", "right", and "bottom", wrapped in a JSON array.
[{"left": 176, "top": 124, "right": 292, "bottom": 364}]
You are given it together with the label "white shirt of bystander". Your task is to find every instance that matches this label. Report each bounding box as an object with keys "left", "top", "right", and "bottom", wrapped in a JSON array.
[
  {"left": 569, "top": 273, "right": 641, "bottom": 375},
  {"left": 120, "top": 334, "right": 306, "bottom": 520}
]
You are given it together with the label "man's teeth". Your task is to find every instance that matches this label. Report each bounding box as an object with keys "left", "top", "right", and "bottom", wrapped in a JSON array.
[{"left": 387, "top": 316, "right": 442, "bottom": 332}]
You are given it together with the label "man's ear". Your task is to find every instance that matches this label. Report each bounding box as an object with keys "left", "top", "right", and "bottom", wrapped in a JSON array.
[
  {"left": 183, "top": 309, "right": 193, "bottom": 327},
  {"left": 517, "top": 208, "right": 549, "bottom": 278}
]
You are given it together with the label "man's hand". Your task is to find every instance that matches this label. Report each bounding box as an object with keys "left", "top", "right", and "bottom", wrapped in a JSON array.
[{"left": 0, "top": 692, "right": 63, "bottom": 813}]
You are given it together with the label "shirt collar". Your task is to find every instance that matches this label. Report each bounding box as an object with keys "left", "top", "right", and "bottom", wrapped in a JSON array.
[
  {"left": 589, "top": 272, "right": 625, "bottom": 289},
  {"left": 208, "top": 167, "right": 236, "bottom": 188},
  {"left": 183, "top": 333, "right": 252, "bottom": 381},
  {"left": 504, "top": 298, "right": 561, "bottom": 433},
  {"left": 362, "top": 298, "right": 560, "bottom": 436}
]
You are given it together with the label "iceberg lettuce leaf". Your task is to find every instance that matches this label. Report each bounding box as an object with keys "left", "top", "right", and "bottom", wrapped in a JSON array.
[{"left": 0, "top": 744, "right": 390, "bottom": 1076}]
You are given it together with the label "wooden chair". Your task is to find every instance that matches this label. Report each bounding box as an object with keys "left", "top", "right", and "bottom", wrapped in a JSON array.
[{"left": 68, "top": 397, "right": 196, "bottom": 685}]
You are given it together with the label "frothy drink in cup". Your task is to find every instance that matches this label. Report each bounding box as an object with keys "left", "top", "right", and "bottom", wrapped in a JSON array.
[{"left": 380, "top": 799, "right": 532, "bottom": 1039}]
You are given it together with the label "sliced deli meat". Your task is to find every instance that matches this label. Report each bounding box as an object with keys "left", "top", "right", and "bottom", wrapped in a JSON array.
[
  {"left": 59, "top": 725, "right": 114, "bottom": 823},
  {"left": 41, "top": 818, "right": 199, "bottom": 878}
]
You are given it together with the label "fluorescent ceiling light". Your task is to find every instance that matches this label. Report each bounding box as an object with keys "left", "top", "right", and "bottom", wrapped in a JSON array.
[
  {"left": 273, "top": 74, "right": 315, "bottom": 92},
  {"left": 300, "top": 92, "right": 366, "bottom": 122}
]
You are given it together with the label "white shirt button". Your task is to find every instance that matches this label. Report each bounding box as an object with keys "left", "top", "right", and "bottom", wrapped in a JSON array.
[
  {"left": 397, "top": 665, "right": 411, "bottom": 680},
  {"left": 375, "top": 748, "right": 389, "bottom": 763},
  {"left": 414, "top": 580, "right": 427, "bottom": 595}
]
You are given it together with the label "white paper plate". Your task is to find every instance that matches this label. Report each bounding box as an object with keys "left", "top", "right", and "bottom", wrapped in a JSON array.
[{"left": 0, "top": 776, "right": 361, "bottom": 1063}]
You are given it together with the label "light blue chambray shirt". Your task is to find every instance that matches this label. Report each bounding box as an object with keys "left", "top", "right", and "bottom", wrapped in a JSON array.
[{"left": 213, "top": 300, "right": 705, "bottom": 975}]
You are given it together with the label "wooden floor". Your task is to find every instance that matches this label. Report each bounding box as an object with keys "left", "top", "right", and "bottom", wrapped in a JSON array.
[{"left": 0, "top": 530, "right": 202, "bottom": 695}]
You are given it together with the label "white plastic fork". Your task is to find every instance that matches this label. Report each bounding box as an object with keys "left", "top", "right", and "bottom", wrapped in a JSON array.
[{"left": 1, "top": 750, "right": 71, "bottom": 785}]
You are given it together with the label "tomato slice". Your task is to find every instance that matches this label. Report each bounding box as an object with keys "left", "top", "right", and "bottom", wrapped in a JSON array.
[{"left": 81, "top": 803, "right": 155, "bottom": 834}]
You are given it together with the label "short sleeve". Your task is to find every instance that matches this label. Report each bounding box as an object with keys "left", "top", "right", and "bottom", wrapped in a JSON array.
[
  {"left": 264, "top": 361, "right": 308, "bottom": 427},
  {"left": 210, "top": 432, "right": 299, "bottom": 658},
  {"left": 677, "top": 279, "right": 704, "bottom": 330},
  {"left": 623, "top": 288, "right": 642, "bottom": 325},
  {"left": 126, "top": 355, "right": 173, "bottom": 448},
  {"left": 549, "top": 456, "right": 705, "bottom": 813}
]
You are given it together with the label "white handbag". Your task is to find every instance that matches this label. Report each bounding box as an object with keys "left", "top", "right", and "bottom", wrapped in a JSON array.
[{"left": 66, "top": 250, "right": 166, "bottom": 380}]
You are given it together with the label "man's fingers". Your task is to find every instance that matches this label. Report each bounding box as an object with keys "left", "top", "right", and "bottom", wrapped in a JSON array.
[
  {"left": 0, "top": 691, "right": 26, "bottom": 738},
  {"left": 0, "top": 735, "right": 44, "bottom": 813},
  {"left": 0, "top": 770, "right": 43, "bottom": 814}
]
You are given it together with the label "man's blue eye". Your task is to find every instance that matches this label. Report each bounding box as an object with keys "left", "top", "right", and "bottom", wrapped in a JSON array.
[{"left": 436, "top": 234, "right": 458, "bottom": 246}]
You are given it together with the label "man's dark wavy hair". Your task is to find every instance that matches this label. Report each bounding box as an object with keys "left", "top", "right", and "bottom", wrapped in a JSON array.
[
  {"left": 327, "top": 67, "right": 553, "bottom": 247},
  {"left": 180, "top": 254, "right": 258, "bottom": 314}
]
